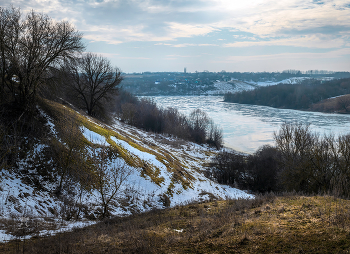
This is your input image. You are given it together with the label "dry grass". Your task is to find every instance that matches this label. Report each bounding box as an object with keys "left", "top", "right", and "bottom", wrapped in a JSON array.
[
  {"left": 38, "top": 98, "right": 196, "bottom": 190},
  {"left": 2, "top": 194, "right": 350, "bottom": 253}
]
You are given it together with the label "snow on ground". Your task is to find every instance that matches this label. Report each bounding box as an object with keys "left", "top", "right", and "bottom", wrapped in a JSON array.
[
  {"left": 0, "top": 219, "right": 97, "bottom": 243},
  {"left": 0, "top": 230, "right": 12, "bottom": 243},
  {"left": 0, "top": 111, "right": 253, "bottom": 242},
  {"left": 110, "top": 137, "right": 166, "bottom": 172},
  {"left": 205, "top": 81, "right": 256, "bottom": 95},
  {"left": 205, "top": 77, "right": 335, "bottom": 95},
  {"left": 80, "top": 126, "right": 109, "bottom": 145},
  {"left": 37, "top": 106, "right": 58, "bottom": 136},
  {"left": 0, "top": 171, "right": 60, "bottom": 218},
  {"left": 108, "top": 120, "right": 253, "bottom": 203}
]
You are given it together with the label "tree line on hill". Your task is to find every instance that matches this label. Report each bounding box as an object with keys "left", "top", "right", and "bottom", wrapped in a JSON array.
[
  {"left": 209, "top": 123, "right": 350, "bottom": 197},
  {"left": 224, "top": 78, "right": 350, "bottom": 110},
  {"left": 0, "top": 6, "right": 122, "bottom": 118},
  {"left": 113, "top": 91, "right": 223, "bottom": 148}
]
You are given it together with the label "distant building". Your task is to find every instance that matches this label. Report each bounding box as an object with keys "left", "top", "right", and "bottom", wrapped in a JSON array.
[{"left": 184, "top": 67, "right": 187, "bottom": 74}]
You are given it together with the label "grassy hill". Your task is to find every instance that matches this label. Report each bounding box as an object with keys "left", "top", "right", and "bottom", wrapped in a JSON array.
[{"left": 2, "top": 194, "right": 350, "bottom": 253}]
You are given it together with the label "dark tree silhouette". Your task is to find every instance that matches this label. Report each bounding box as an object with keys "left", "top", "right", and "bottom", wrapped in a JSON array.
[
  {"left": 0, "top": 7, "right": 84, "bottom": 110},
  {"left": 62, "top": 53, "right": 123, "bottom": 116}
]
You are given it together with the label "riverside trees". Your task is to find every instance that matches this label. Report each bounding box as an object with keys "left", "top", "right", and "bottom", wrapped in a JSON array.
[{"left": 210, "top": 123, "right": 350, "bottom": 197}]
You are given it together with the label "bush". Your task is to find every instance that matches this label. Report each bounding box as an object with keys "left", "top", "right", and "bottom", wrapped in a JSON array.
[
  {"left": 210, "top": 147, "right": 281, "bottom": 193},
  {"left": 274, "top": 123, "right": 350, "bottom": 196}
]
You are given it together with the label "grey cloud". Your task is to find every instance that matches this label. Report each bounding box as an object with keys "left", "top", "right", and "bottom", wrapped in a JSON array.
[
  {"left": 76, "top": 0, "right": 225, "bottom": 38},
  {"left": 312, "top": 0, "right": 324, "bottom": 5},
  {"left": 277, "top": 25, "right": 350, "bottom": 36}
]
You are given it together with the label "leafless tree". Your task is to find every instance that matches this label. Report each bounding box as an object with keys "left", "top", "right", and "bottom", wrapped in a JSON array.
[
  {"left": 93, "top": 147, "right": 131, "bottom": 219},
  {"left": 48, "top": 117, "right": 87, "bottom": 196},
  {"left": 0, "top": 6, "right": 20, "bottom": 105},
  {"left": 0, "top": 7, "right": 84, "bottom": 110},
  {"left": 274, "top": 123, "right": 316, "bottom": 192},
  {"left": 62, "top": 53, "right": 123, "bottom": 116},
  {"left": 189, "top": 109, "right": 210, "bottom": 143},
  {"left": 207, "top": 120, "right": 223, "bottom": 148}
]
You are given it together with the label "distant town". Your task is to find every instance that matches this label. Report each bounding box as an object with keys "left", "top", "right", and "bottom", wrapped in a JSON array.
[{"left": 121, "top": 70, "right": 350, "bottom": 96}]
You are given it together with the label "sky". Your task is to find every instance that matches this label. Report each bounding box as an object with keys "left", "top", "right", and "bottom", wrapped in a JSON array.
[{"left": 2, "top": 0, "right": 350, "bottom": 73}]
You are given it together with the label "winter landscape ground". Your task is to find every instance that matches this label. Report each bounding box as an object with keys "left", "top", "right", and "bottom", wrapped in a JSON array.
[{"left": 0, "top": 99, "right": 252, "bottom": 243}]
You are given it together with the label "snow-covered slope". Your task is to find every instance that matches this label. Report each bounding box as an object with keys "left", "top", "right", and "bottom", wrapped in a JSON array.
[
  {"left": 0, "top": 100, "right": 252, "bottom": 241},
  {"left": 204, "top": 77, "right": 335, "bottom": 95}
]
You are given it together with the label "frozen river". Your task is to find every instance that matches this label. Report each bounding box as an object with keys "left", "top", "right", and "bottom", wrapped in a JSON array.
[{"left": 147, "top": 96, "right": 350, "bottom": 154}]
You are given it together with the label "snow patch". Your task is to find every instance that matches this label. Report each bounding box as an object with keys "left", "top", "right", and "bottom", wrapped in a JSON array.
[{"left": 80, "top": 126, "right": 109, "bottom": 145}]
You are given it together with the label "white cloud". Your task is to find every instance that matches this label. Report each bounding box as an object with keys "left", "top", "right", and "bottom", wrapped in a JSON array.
[
  {"left": 2, "top": 0, "right": 350, "bottom": 72},
  {"left": 166, "top": 54, "right": 201, "bottom": 58},
  {"left": 3, "top": 0, "right": 349, "bottom": 46},
  {"left": 171, "top": 43, "right": 218, "bottom": 47},
  {"left": 221, "top": 48, "right": 350, "bottom": 63},
  {"left": 224, "top": 35, "right": 346, "bottom": 48},
  {"left": 165, "top": 22, "right": 217, "bottom": 39}
]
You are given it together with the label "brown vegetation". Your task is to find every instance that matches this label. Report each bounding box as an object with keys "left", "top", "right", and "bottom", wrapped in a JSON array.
[
  {"left": 309, "top": 94, "right": 350, "bottom": 113},
  {"left": 2, "top": 194, "right": 350, "bottom": 253},
  {"left": 114, "top": 91, "right": 223, "bottom": 148},
  {"left": 209, "top": 123, "right": 350, "bottom": 197}
]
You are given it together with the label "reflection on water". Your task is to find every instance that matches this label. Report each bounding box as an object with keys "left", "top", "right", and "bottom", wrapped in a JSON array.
[{"left": 147, "top": 96, "right": 350, "bottom": 154}]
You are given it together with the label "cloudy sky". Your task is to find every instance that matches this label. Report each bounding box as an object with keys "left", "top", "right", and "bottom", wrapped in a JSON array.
[{"left": 3, "top": 0, "right": 350, "bottom": 73}]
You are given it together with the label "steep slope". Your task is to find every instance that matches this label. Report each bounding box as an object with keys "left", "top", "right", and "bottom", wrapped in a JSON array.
[{"left": 0, "top": 99, "right": 251, "bottom": 241}]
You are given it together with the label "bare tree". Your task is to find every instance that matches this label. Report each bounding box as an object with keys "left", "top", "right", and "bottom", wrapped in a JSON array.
[
  {"left": 189, "top": 109, "right": 210, "bottom": 143},
  {"left": 93, "top": 147, "right": 131, "bottom": 219},
  {"left": 48, "top": 117, "right": 87, "bottom": 197},
  {"left": 0, "top": 6, "right": 20, "bottom": 105},
  {"left": 0, "top": 7, "right": 84, "bottom": 109},
  {"left": 62, "top": 53, "right": 123, "bottom": 116},
  {"left": 274, "top": 123, "right": 316, "bottom": 192},
  {"left": 207, "top": 120, "right": 223, "bottom": 148}
]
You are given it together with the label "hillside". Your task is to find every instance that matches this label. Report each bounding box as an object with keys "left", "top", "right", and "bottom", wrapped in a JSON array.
[
  {"left": 0, "top": 98, "right": 251, "bottom": 242},
  {"left": 2, "top": 194, "right": 350, "bottom": 253},
  {"left": 224, "top": 78, "right": 350, "bottom": 111},
  {"left": 309, "top": 94, "right": 350, "bottom": 113}
]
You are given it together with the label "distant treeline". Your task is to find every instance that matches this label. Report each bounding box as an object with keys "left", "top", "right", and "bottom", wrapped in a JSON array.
[
  {"left": 224, "top": 78, "right": 350, "bottom": 110},
  {"left": 113, "top": 91, "right": 223, "bottom": 148}
]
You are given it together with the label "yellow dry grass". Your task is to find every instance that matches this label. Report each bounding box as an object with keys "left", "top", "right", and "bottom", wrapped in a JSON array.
[
  {"left": 38, "top": 98, "right": 200, "bottom": 190},
  {"left": 2, "top": 195, "right": 350, "bottom": 253}
]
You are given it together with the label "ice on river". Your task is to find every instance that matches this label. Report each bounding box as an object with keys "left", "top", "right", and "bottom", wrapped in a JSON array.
[{"left": 147, "top": 96, "right": 350, "bottom": 154}]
